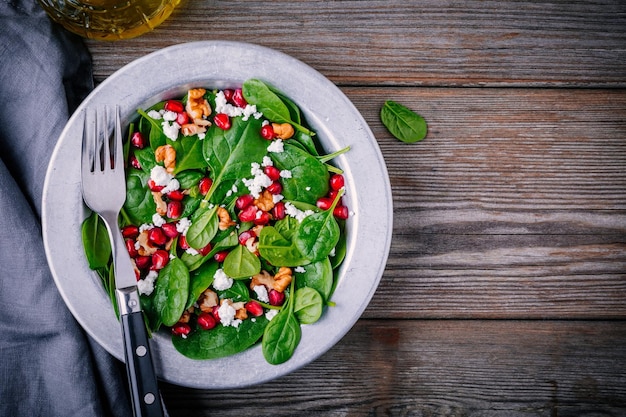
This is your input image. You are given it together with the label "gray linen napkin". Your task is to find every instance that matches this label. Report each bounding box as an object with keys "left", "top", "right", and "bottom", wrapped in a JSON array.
[{"left": 0, "top": 1, "right": 133, "bottom": 415}]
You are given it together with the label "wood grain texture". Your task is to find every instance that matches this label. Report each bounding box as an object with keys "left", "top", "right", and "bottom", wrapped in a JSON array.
[
  {"left": 85, "top": 0, "right": 626, "bottom": 87},
  {"left": 159, "top": 320, "right": 626, "bottom": 416}
]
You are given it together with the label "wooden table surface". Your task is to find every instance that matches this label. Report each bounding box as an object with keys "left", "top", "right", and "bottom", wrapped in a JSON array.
[{"left": 86, "top": 1, "right": 626, "bottom": 415}]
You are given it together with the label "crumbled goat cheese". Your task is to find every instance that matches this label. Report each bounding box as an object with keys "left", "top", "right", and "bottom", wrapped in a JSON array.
[
  {"left": 225, "top": 183, "right": 238, "bottom": 198},
  {"left": 265, "top": 309, "right": 279, "bottom": 321},
  {"left": 139, "top": 223, "right": 154, "bottom": 233},
  {"left": 279, "top": 170, "right": 292, "bottom": 179},
  {"left": 152, "top": 213, "right": 166, "bottom": 227},
  {"left": 218, "top": 302, "right": 242, "bottom": 328},
  {"left": 185, "top": 248, "right": 199, "bottom": 256},
  {"left": 162, "top": 121, "right": 180, "bottom": 141},
  {"left": 243, "top": 162, "right": 272, "bottom": 198},
  {"left": 150, "top": 165, "right": 173, "bottom": 186},
  {"left": 294, "top": 266, "right": 306, "bottom": 274},
  {"left": 213, "top": 269, "right": 234, "bottom": 291},
  {"left": 160, "top": 178, "right": 180, "bottom": 194},
  {"left": 267, "top": 140, "right": 284, "bottom": 153},
  {"left": 176, "top": 217, "right": 191, "bottom": 235},
  {"left": 162, "top": 110, "right": 178, "bottom": 121},
  {"left": 273, "top": 194, "right": 284, "bottom": 204},
  {"left": 253, "top": 285, "right": 270, "bottom": 303},
  {"left": 262, "top": 156, "right": 273, "bottom": 167},
  {"left": 137, "top": 271, "right": 158, "bottom": 296},
  {"left": 214, "top": 91, "right": 263, "bottom": 121},
  {"left": 147, "top": 110, "right": 162, "bottom": 120},
  {"left": 284, "top": 202, "right": 314, "bottom": 222}
]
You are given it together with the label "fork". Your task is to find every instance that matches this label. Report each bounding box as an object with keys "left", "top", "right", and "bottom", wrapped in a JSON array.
[{"left": 81, "top": 107, "right": 164, "bottom": 417}]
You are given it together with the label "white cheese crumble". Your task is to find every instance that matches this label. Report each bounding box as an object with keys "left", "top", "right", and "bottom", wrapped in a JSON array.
[
  {"left": 213, "top": 269, "right": 234, "bottom": 291},
  {"left": 176, "top": 217, "right": 191, "bottom": 235},
  {"left": 150, "top": 166, "right": 173, "bottom": 186},
  {"left": 284, "top": 202, "right": 314, "bottom": 222},
  {"left": 185, "top": 248, "right": 199, "bottom": 256},
  {"left": 139, "top": 223, "right": 154, "bottom": 233},
  {"left": 294, "top": 266, "right": 306, "bottom": 274},
  {"left": 265, "top": 309, "right": 279, "bottom": 321},
  {"left": 214, "top": 91, "right": 263, "bottom": 121},
  {"left": 160, "top": 178, "right": 180, "bottom": 194},
  {"left": 147, "top": 110, "right": 162, "bottom": 120},
  {"left": 152, "top": 213, "right": 166, "bottom": 227},
  {"left": 273, "top": 194, "right": 284, "bottom": 204},
  {"left": 225, "top": 183, "right": 238, "bottom": 198},
  {"left": 267, "top": 140, "right": 284, "bottom": 153},
  {"left": 261, "top": 156, "right": 273, "bottom": 167},
  {"left": 253, "top": 285, "right": 269, "bottom": 303},
  {"left": 242, "top": 162, "right": 272, "bottom": 198},
  {"left": 162, "top": 120, "right": 180, "bottom": 141},
  {"left": 217, "top": 301, "right": 242, "bottom": 328},
  {"left": 137, "top": 271, "right": 158, "bottom": 296},
  {"left": 162, "top": 110, "right": 178, "bottom": 121},
  {"left": 279, "top": 170, "right": 292, "bottom": 179}
]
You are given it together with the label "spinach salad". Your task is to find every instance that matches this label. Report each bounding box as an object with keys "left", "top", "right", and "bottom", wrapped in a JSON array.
[{"left": 82, "top": 79, "right": 350, "bottom": 365}]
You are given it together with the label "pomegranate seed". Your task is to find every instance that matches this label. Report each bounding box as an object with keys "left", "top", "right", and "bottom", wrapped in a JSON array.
[
  {"left": 148, "top": 179, "right": 164, "bottom": 192},
  {"left": 214, "top": 113, "right": 231, "bottom": 130},
  {"left": 212, "top": 305, "right": 220, "bottom": 322},
  {"left": 266, "top": 181, "right": 282, "bottom": 195},
  {"left": 272, "top": 202, "right": 286, "bottom": 220},
  {"left": 235, "top": 194, "right": 254, "bottom": 210},
  {"left": 125, "top": 239, "right": 138, "bottom": 258},
  {"left": 197, "top": 312, "right": 217, "bottom": 330},
  {"left": 238, "top": 205, "right": 258, "bottom": 223},
  {"left": 316, "top": 197, "right": 333, "bottom": 211},
  {"left": 268, "top": 290, "right": 285, "bottom": 306},
  {"left": 167, "top": 189, "right": 185, "bottom": 201},
  {"left": 264, "top": 166, "right": 281, "bottom": 181},
  {"left": 176, "top": 112, "right": 190, "bottom": 125},
  {"left": 333, "top": 205, "right": 349, "bottom": 220},
  {"left": 171, "top": 322, "right": 191, "bottom": 337},
  {"left": 198, "top": 243, "right": 212, "bottom": 257},
  {"left": 329, "top": 174, "right": 345, "bottom": 191},
  {"left": 238, "top": 230, "right": 256, "bottom": 246},
  {"left": 178, "top": 235, "right": 190, "bottom": 250},
  {"left": 151, "top": 249, "right": 170, "bottom": 270},
  {"left": 254, "top": 211, "right": 271, "bottom": 226},
  {"left": 260, "top": 124, "right": 276, "bottom": 140},
  {"left": 232, "top": 88, "right": 247, "bottom": 108},
  {"left": 148, "top": 227, "right": 167, "bottom": 246},
  {"left": 161, "top": 222, "right": 179, "bottom": 238},
  {"left": 121, "top": 225, "right": 139, "bottom": 239},
  {"left": 167, "top": 201, "right": 183, "bottom": 219},
  {"left": 245, "top": 301, "right": 264, "bottom": 317},
  {"left": 164, "top": 100, "right": 184, "bottom": 113},
  {"left": 223, "top": 89, "right": 234, "bottom": 103},
  {"left": 213, "top": 250, "right": 229, "bottom": 263},
  {"left": 130, "top": 155, "right": 141, "bottom": 170},
  {"left": 135, "top": 255, "right": 151, "bottom": 270},
  {"left": 198, "top": 177, "right": 212, "bottom": 195},
  {"left": 130, "top": 132, "right": 146, "bottom": 149}
]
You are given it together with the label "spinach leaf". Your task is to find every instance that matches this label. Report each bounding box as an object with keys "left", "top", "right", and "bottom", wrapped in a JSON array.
[
  {"left": 295, "top": 257, "right": 334, "bottom": 301},
  {"left": 124, "top": 170, "right": 157, "bottom": 224},
  {"left": 133, "top": 147, "right": 156, "bottom": 173},
  {"left": 152, "top": 257, "right": 190, "bottom": 327},
  {"left": 81, "top": 211, "right": 111, "bottom": 269},
  {"left": 222, "top": 244, "right": 261, "bottom": 279},
  {"left": 262, "top": 280, "right": 301, "bottom": 365},
  {"left": 294, "top": 287, "right": 324, "bottom": 324},
  {"left": 173, "top": 316, "right": 268, "bottom": 360},
  {"left": 293, "top": 193, "right": 342, "bottom": 263},
  {"left": 271, "top": 142, "right": 329, "bottom": 205},
  {"left": 176, "top": 170, "right": 204, "bottom": 189},
  {"left": 170, "top": 135, "right": 208, "bottom": 174},
  {"left": 180, "top": 229, "right": 238, "bottom": 271},
  {"left": 380, "top": 100, "right": 427, "bottom": 143},
  {"left": 137, "top": 108, "right": 167, "bottom": 149},
  {"left": 186, "top": 261, "right": 218, "bottom": 309},
  {"left": 258, "top": 226, "right": 309, "bottom": 267},
  {"left": 185, "top": 205, "right": 218, "bottom": 250},
  {"left": 242, "top": 79, "right": 313, "bottom": 136},
  {"left": 216, "top": 280, "right": 250, "bottom": 303},
  {"left": 202, "top": 116, "right": 265, "bottom": 203}
]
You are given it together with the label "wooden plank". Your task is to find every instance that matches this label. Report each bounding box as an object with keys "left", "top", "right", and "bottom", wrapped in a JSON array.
[
  {"left": 159, "top": 319, "right": 626, "bottom": 416},
  {"left": 85, "top": 0, "right": 626, "bottom": 86}
]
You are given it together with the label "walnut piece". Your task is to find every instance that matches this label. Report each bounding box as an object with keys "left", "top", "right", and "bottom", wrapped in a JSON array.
[
  {"left": 217, "top": 207, "right": 236, "bottom": 230},
  {"left": 155, "top": 144, "right": 176, "bottom": 173},
  {"left": 254, "top": 189, "right": 275, "bottom": 212},
  {"left": 273, "top": 267, "right": 293, "bottom": 292},
  {"left": 272, "top": 122, "right": 295, "bottom": 139}
]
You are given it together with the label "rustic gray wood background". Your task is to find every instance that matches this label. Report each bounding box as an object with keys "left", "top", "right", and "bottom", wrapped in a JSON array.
[{"left": 87, "top": 1, "right": 626, "bottom": 415}]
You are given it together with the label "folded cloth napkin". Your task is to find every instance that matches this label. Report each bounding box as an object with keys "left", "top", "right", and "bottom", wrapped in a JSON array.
[{"left": 0, "top": 1, "right": 133, "bottom": 416}]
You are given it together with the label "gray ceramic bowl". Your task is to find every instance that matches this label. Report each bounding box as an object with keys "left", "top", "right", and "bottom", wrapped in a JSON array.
[{"left": 42, "top": 41, "right": 392, "bottom": 389}]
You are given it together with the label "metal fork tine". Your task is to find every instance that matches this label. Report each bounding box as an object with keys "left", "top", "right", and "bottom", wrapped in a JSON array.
[{"left": 113, "top": 106, "right": 123, "bottom": 173}]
